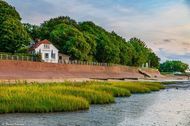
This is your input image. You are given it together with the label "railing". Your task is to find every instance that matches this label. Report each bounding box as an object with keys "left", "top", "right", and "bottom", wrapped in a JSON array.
[
  {"left": 0, "top": 53, "right": 113, "bottom": 66},
  {"left": 0, "top": 53, "right": 154, "bottom": 68},
  {"left": 0, "top": 54, "right": 40, "bottom": 62},
  {"left": 58, "top": 60, "right": 113, "bottom": 66}
]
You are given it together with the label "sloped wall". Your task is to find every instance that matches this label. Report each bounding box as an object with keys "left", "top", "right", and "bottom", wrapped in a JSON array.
[{"left": 0, "top": 60, "right": 160, "bottom": 80}]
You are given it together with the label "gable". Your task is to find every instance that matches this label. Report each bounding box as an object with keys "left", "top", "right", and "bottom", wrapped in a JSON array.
[
  {"left": 30, "top": 39, "right": 59, "bottom": 52},
  {"left": 35, "top": 43, "right": 59, "bottom": 52}
]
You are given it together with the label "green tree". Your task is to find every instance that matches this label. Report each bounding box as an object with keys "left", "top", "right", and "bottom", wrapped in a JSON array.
[
  {"left": 0, "top": 1, "right": 30, "bottom": 53},
  {"left": 111, "top": 31, "right": 135, "bottom": 66},
  {"left": 0, "top": 18, "right": 29, "bottom": 53},
  {"left": 159, "top": 61, "right": 188, "bottom": 73},
  {"left": 40, "top": 16, "right": 78, "bottom": 39},
  {"left": 25, "top": 16, "right": 160, "bottom": 65},
  {"left": 23, "top": 23, "right": 41, "bottom": 41},
  {"left": 128, "top": 38, "right": 149, "bottom": 66},
  {"left": 79, "top": 22, "right": 120, "bottom": 63},
  {"left": 83, "top": 32, "right": 97, "bottom": 61},
  {"left": 148, "top": 51, "right": 160, "bottom": 68},
  {"left": 95, "top": 36, "right": 120, "bottom": 63},
  {"left": 50, "top": 23, "right": 91, "bottom": 60},
  {"left": 0, "top": 0, "right": 21, "bottom": 23}
]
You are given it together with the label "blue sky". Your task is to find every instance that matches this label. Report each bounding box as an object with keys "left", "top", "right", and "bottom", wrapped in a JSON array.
[{"left": 6, "top": 0, "right": 190, "bottom": 64}]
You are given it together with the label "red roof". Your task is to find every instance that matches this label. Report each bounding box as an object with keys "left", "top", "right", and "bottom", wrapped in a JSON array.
[{"left": 30, "top": 39, "right": 51, "bottom": 51}]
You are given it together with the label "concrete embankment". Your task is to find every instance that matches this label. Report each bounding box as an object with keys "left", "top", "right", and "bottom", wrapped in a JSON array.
[{"left": 0, "top": 60, "right": 162, "bottom": 81}]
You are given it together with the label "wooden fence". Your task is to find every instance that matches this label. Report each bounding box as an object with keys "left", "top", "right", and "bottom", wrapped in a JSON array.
[
  {"left": 59, "top": 60, "right": 112, "bottom": 66},
  {"left": 0, "top": 53, "right": 112, "bottom": 66},
  {"left": 0, "top": 54, "right": 40, "bottom": 62}
]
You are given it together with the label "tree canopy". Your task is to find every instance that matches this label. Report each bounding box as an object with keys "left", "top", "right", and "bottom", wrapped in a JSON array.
[
  {"left": 24, "top": 16, "right": 160, "bottom": 67},
  {"left": 159, "top": 61, "right": 189, "bottom": 73},
  {"left": 0, "top": 0, "right": 30, "bottom": 53},
  {"left": 0, "top": 0, "right": 21, "bottom": 22},
  {"left": 50, "top": 23, "right": 91, "bottom": 60}
]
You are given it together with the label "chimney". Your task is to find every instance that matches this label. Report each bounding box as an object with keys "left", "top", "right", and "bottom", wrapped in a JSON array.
[{"left": 35, "top": 38, "right": 41, "bottom": 43}]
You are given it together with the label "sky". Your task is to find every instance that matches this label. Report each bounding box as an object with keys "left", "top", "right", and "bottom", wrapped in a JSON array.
[{"left": 5, "top": 0, "right": 190, "bottom": 64}]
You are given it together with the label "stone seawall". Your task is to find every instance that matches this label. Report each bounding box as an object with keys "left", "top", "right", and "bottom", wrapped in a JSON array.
[{"left": 0, "top": 60, "right": 161, "bottom": 80}]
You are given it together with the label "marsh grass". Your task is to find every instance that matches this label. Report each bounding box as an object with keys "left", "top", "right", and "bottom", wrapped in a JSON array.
[
  {"left": 110, "top": 82, "right": 164, "bottom": 93},
  {"left": 0, "top": 81, "right": 165, "bottom": 113},
  {"left": 0, "top": 86, "right": 89, "bottom": 113},
  {"left": 141, "top": 82, "right": 165, "bottom": 91},
  {"left": 48, "top": 86, "right": 115, "bottom": 104},
  {"left": 161, "top": 81, "right": 177, "bottom": 85},
  {"left": 85, "top": 84, "right": 131, "bottom": 97},
  {"left": 60, "top": 81, "right": 131, "bottom": 97}
]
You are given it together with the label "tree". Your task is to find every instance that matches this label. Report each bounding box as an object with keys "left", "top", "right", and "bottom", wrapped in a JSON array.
[
  {"left": 159, "top": 61, "right": 189, "bottom": 73},
  {"left": 40, "top": 16, "right": 78, "bottom": 39},
  {"left": 0, "top": 0, "right": 21, "bottom": 23},
  {"left": 119, "top": 42, "right": 136, "bottom": 66},
  {"left": 148, "top": 51, "right": 160, "bottom": 68},
  {"left": 50, "top": 23, "right": 91, "bottom": 60},
  {"left": 24, "top": 16, "right": 160, "bottom": 65},
  {"left": 23, "top": 23, "right": 41, "bottom": 41},
  {"left": 0, "top": 18, "right": 29, "bottom": 53},
  {"left": 95, "top": 36, "right": 120, "bottom": 63},
  {"left": 0, "top": 0, "right": 30, "bottom": 53},
  {"left": 128, "top": 38, "right": 149, "bottom": 66},
  {"left": 111, "top": 31, "right": 135, "bottom": 66},
  {"left": 79, "top": 22, "right": 120, "bottom": 63},
  {"left": 83, "top": 32, "right": 97, "bottom": 61}
]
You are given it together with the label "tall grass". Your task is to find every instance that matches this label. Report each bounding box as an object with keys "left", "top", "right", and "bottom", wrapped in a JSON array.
[
  {"left": 0, "top": 86, "right": 89, "bottom": 113},
  {"left": 48, "top": 86, "right": 115, "bottom": 104},
  {"left": 112, "top": 83, "right": 151, "bottom": 93},
  {"left": 0, "top": 81, "right": 165, "bottom": 113},
  {"left": 59, "top": 81, "right": 131, "bottom": 97},
  {"left": 110, "top": 82, "right": 164, "bottom": 93},
  {"left": 85, "top": 84, "right": 131, "bottom": 97},
  {"left": 140, "top": 82, "right": 165, "bottom": 91}
]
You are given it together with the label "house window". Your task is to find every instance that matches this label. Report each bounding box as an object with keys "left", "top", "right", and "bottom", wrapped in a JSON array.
[
  {"left": 59, "top": 56, "right": 62, "bottom": 60},
  {"left": 51, "top": 53, "right": 56, "bottom": 59},
  {"left": 45, "top": 53, "right": 49, "bottom": 59},
  {"left": 51, "top": 50, "right": 55, "bottom": 59},
  {"left": 44, "top": 44, "right": 50, "bottom": 49}
]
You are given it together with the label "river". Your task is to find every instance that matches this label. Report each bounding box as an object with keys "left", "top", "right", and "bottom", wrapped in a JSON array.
[{"left": 0, "top": 82, "right": 190, "bottom": 126}]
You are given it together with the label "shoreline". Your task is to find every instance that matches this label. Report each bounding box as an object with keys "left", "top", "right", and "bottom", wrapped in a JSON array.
[{"left": 0, "top": 76, "right": 188, "bottom": 84}]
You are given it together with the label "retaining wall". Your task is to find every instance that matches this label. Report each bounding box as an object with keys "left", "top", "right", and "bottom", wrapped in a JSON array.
[{"left": 0, "top": 60, "right": 161, "bottom": 80}]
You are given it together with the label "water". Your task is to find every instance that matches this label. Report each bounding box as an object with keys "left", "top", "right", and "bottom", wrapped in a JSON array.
[{"left": 0, "top": 82, "right": 190, "bottom": 126}]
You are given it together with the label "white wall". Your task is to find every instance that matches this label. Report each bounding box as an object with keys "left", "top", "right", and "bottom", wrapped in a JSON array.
[{"left": 35, "top": 44, "right": 59, "bottom": 63}]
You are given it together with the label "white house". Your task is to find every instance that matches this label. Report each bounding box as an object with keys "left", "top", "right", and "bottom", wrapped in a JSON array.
[{"left": 30, "top": 39, "right": 59, "bottom": 63}]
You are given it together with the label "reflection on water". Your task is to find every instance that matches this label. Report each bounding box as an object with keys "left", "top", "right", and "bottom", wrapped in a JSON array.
[{"left": 0, "top": 82, "right": 190, "bottom": 126}]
